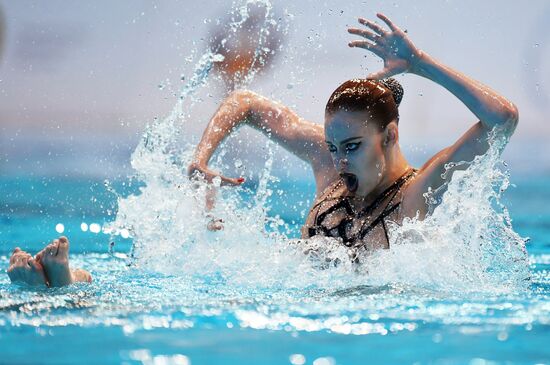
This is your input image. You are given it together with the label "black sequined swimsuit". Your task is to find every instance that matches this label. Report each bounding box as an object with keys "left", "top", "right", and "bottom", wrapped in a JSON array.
[{"left": 303, "top": 169, "right": 417, "bottom": 249}]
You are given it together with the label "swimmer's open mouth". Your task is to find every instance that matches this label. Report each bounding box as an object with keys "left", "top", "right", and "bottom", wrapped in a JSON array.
[{"left": 340, "top": 173, "right": 358, "bottom": 193}]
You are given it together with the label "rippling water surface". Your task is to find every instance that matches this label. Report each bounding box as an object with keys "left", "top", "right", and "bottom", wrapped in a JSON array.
[{"left": 1, "top": 173, "right": 549, "bottom": 365}]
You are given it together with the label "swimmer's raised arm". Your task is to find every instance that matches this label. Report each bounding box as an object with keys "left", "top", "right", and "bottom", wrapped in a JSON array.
[
  {"left": 189, "top": 90, "right": 336, "bottom": 192},
  {"left": 348, "top": 13, "right": 518, "bottom": 215},
  {"left": 348, "top": 13, "right": 518, "bottom": 134}
]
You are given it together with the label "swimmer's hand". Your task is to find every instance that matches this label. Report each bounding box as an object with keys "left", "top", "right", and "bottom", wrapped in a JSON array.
[
  {"left": 348, "top": 13, "right": 423, "bottom": 80},
  {"left": 188, "top": 162, "right": 242, "bottom": 231},
  {"left": 187, "top": 162, "right": 245, "bottom": 187}
]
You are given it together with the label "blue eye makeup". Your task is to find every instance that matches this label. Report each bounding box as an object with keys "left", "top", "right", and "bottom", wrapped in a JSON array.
[
  {"left": 326, "top": 142, "right": 361, "bottom": 154},
  {"left": 345, "top": 142, "right": 361, "bottom": 152}
]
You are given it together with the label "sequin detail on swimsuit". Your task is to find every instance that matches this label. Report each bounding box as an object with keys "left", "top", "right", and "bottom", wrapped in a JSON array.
[{"left": 306, "top": 169, "right": 417, "bottom": 248}]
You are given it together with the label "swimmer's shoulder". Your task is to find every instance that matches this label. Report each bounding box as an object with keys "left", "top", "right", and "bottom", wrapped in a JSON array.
[
  {"left": 399, "top": 164, "right": 438, "bottom": 220},
  {"left": 403, "top": 146, "right": 462, "bottom": 217}
]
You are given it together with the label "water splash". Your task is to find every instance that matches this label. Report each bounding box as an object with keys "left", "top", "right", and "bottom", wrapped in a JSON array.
[
  {"left": 369, "top": 129, "right": 529, "bottom": 292},
  {"left": 106, "top": 0, "right": 357, "bottom": 289},
  {"left": 109, "top": 0, "right": 528, "bottom": 295}
]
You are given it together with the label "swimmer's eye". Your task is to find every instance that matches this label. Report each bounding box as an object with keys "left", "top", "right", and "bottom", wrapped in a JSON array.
[
  {"left": 345, "top": 142, "right": 361, "bottom": 152},
  {"left": 327, "top": 144, "right": 337, "bottom": 153}
]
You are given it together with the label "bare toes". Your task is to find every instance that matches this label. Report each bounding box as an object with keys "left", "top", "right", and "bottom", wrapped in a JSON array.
[
  {"left": 9, "top": 253, "right": 18, "bottom": 265},
  {"left": 57, "top": 236, "right": 69, "bottom": 256},
  {"left": 44, "top": 244, "right": 56, "bottom": 258},
  {"left": 13, "top": 255, "right": 23, "bottom": 265},
  {"left": 35, "top": 247, "right": 47, "bottom": 261},
  {"left": 28, "top": 258, "right": 42, "bottom": 272},
  {"left": 10, "top": 250, "right": 27, "bottom": 263},
  {"left": 51, "top": 240, "right": 60, "bottom": 256}
]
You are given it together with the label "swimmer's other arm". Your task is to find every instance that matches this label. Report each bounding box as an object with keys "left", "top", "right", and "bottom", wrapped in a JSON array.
[{"left": 188, "top": 90, "right": 336, "bottom": 193}]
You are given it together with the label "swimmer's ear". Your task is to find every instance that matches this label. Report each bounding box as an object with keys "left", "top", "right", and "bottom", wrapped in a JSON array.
[{"left": 383, "top": 121, "right": 398, "bottom": 147}]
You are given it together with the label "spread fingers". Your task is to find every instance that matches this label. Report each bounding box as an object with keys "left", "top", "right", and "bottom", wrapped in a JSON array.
[
  {"left": 358, "top": 17, "right": 386, "bottom": 36},
  {"left": 348, "top": 27, "right": 380, "bottom": 42},
  {"left": 348, "top": 40, "right": 384, "bottom": 57}
]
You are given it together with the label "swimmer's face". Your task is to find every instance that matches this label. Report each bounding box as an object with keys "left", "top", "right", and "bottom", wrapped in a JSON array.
[{"left": 324, "top": 110, "right": 387, "bottom": 196}]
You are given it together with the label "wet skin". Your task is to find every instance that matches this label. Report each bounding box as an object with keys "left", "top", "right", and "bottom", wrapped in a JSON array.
[{"left": 8, "top": 237, "right": 91, "bottom": 287}]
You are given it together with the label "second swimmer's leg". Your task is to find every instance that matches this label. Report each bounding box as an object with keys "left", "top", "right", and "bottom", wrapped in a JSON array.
[
  {"left": 7, "top": 248, "right": 48, "bottom": 286},
  {"left": 36, "top": 237, "right": 92, "bottom": 287}
]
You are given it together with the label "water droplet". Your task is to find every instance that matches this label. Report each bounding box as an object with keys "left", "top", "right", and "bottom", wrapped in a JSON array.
[
  {"left": 497, "top": 331, "right": 508, "bottom": 341},
  {"left": 120, "top": 229, "right": 130, "bottom": 239},
  {"left": 313, "top": 357, "right": 335, "bottom": 365},
  {"left": 212, "top": 176, "right": 222, "bottom": 187},
  {"left": 289, "top": 354, "right": 306, "bottom": 365},
  {"left": 89, "top": 223, "right": 101, "bottom": 234},
  {"left": 55, "top": 223, "right": 65, "bottom": 233}
]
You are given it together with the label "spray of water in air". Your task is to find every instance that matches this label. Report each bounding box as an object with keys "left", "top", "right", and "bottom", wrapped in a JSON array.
[{"left": 108, "top": 0, "right": 529, "bottom": 294}]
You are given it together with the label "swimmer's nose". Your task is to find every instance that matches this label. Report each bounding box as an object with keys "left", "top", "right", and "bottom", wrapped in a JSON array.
[{"left": 337, "top": 158, "right": 348, "bottom": 170}]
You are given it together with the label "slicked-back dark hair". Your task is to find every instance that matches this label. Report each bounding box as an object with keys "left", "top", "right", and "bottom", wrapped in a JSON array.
[{"left": 325, "top": 78, "right": 403, "bottom": 131}]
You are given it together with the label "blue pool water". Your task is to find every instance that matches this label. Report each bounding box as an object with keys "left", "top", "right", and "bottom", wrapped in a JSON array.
[{"left": 0, "top": 172, "right": 549, "bottom": 365}]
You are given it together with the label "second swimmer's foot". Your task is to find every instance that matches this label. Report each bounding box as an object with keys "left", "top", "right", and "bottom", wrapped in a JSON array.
[
  {"left": 7, "top": 248, "right": 48, "bottom": 286},
  {"left": 36, "top": 237, "right": 74, "bottom": 287}
]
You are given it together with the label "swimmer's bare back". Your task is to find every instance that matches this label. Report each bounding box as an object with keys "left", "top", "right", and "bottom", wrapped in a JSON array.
[
  {"left": 189, "top": 12, "right": 518, "bottom": 228},
  {"left": 8, "top": 237, "right": 91, "bottom": 287}
]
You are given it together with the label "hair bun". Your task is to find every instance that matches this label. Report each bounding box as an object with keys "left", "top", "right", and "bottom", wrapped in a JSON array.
[{"left": 379, "top": 78, "right": 404, "bottom": 107}]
